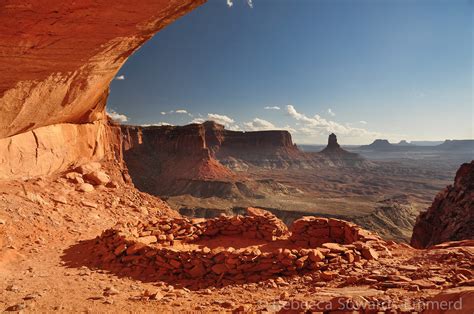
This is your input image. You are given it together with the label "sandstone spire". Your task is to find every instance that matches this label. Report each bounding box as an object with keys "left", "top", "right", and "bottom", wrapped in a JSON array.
[{"left": 326, "top": 133, "right": 341, "bottom": 150}]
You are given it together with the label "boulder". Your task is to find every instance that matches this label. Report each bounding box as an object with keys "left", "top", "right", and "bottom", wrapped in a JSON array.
[
  {"left": 137, "top": 236, "right": 157, "bottom": 245},
  {"left": 84, "top": 170, "right": 110, "bottom": 185},
  {"left": 77, "top": 183, "right": 94, "bottom": 192},
  {"left": 76, "top": 162, "right": 102, "bottom": 175},
  {"left": 361, "top": 247, "right": 379, "bottom": 260},
  {"left": 322, "top": 243, "right": 347, "bottom": 253}
]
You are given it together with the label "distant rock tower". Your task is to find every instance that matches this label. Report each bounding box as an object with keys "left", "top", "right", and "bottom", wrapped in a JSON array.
[
  {"left": 320, "top": 133, "right": 372, "bottom": 167},
  {"left": 327, "top": 133, "right": 340, "bottom": 149}
]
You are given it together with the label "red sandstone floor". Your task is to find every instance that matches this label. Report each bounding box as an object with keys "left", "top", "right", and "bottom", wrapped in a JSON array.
[{"left": 0, "top": 170, "right": 473, "bottom": 312}]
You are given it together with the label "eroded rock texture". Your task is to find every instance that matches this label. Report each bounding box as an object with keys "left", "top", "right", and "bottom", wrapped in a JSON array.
[
  {"left": 0, "top": 122, "right": 122, "bottom": 180},
  {"left": 0, "top": 0, "right": 205, "bottom": 179},
  {"left": 411, "top": 161, "right": 474, "bottom": 248}
]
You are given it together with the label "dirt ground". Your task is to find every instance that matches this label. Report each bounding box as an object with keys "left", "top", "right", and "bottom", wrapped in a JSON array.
[{"left": 0, "top": 166, "right": 473, "bottom": 313}]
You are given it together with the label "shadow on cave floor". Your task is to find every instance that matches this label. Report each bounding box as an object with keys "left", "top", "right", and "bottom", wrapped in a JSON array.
[
  {"left": 60, "top": 237, "right": 304, "bottom": 291},
  {"left": 61, "top": 238, "right": 172, "bottom": 285}
]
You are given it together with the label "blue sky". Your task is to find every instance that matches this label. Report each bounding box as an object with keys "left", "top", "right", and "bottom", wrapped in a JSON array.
[{"left": 107, "top": 0, "right": 473, "bottom": 144}]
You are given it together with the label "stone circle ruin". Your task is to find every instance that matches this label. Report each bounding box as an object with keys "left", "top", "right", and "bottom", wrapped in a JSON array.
[{"left": 91, "top": 208, "right": 389, "bottom": 289}]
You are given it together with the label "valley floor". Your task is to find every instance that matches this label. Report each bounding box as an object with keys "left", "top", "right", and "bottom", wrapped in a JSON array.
[{"left": 167, "top": 158, "right": 460, "bottom": 242}]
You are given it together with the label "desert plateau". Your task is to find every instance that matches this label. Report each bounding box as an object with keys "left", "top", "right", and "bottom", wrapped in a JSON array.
[{"left": 0, "top": 0, "right": 473, "bottom": 313}]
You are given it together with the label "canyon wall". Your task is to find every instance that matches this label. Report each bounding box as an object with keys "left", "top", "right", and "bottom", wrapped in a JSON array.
[
  {"left": 122, "top": 122, "right": 300, "bottom": 156},
  {"left": 198, "top": 121, "right": 306, "bottom": 169},
  {"left": 121, "top": 121, "right": 305, "bottom": 173},
  {"left": 0, "top": 121, "right": 122, "bottom": 180},
  {"left": 120, "top": 122, "right": 308, "bottom": 196},
  {"left": 121, "top": 123, "right": 236, "bottom": 197},
  {"left": 411, "top": 161, "right": 474, "bottom": 248},
  {"left": 0, "top": 0, "right": 205, "bottom": 180}
]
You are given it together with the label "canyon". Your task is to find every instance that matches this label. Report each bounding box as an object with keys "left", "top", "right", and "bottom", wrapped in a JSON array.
[
  {"left": 122, "top": 122, "right": 461, "bottom": 244},
  {"left": 122, "top": 122, "right": 373, "bottom": 198},
  {"left": 0, "top": 0, "right": 473, "bottom": 312}
]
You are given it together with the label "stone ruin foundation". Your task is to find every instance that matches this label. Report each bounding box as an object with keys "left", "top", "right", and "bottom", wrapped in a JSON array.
[{"left": 92, "top": 208, "right": 390, "bottom": 289}]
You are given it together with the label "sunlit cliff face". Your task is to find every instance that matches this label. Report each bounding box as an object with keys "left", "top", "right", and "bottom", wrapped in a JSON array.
[{"left": 0, "top": 0, "right": 205, "bottom": 139}]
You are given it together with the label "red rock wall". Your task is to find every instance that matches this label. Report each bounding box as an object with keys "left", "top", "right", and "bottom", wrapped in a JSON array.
[
  {"left": 198, "top": 121, "right": 300, "bottom": 158},
  {"left": 124, "top": 122, "right": 299, "bottom": 157},
  {"left": 0, "top": 121, "right": 122, "bottom": 180},
  {"left": 410, "top": 161, "right": 474, "bottom": 248},
  {"left": 122, "top": 122, "right": 304, "bottom": 166},
  {"left": 0, "top": 0, "right": 205, "bottom": 139},
  {"left": 221, "top": 130, "right": 295, "bottom": 150},
  {"left": 120, "top": 123, "right": 236, "bottom": 196},
  {"left": 122, "top": 123, "right": 234, "bottom": 179},
  {"left": 0, "top": 0, "right": 205, "bottom": 180},
  {"left": 141, "top": 124, "right": 209, "bottom": 156}
]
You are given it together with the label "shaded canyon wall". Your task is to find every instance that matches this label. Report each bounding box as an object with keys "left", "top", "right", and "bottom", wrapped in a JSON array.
[{"left": 411, "top": 161, "right": 474, "bottom": 248}]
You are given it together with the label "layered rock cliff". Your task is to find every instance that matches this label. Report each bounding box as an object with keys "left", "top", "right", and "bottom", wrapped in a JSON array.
[
  {"left": 122, "top": 123, "right": 236, "bottom": 197},
  {"left": 0, "top": 0, "right": 205, "bottom": 180},
  {"left": 411, "top": 161, "right": 474, "bottom": 248},
  {"left": 202, "top": 121, "right": 313, "bottom": 170},
  {"left": 121, "top": 121, "right": 316, "bottom": 197}
]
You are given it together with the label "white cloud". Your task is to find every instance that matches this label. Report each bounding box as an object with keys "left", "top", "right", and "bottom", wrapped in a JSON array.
[
  {"left": 207, "top": 113, "right": 235, "bottom": 126},
  {"left": 327, "top": 108, "right": 335, "bottom": 116},
  {"left": 190, "top": 118, "right": 205, "bottom": 124},
  {"left": 141, "top": 122, "right": 173, "bottom": 127},
  {"left": 243, "top": 118, "right": 276, "bottom": 131},
  {"left": 226, "top": 0, "right": 252, "bottom": 8},
  {"left": 106, "top": 109, "right": 128, "bottom": 123},
  {"left": 286, "top": 105, "right": 318, "bottom": 124},
  {"left": 115, "top": 75, "right": 125, "bottom": 80},
  {"left": 264, "top": 106, "right": 281, "bottom": 110},
  {"left": 203, "top": 113, "right": 242, "bottom": 130},
  {"left": 286, "top": 105, "right": 380, "bottom": 139},
  {"left": 160, "top": 109, "right": 192, "bottom": 116},
  {"left": 359, "top": 120, "right": 368, "bottom": 125},
  {"left": 242, "top": 118, "right": 298, "bottom": 134},
  {"left": 282, "top": 125, "right": 298, "bottom": 134}
]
